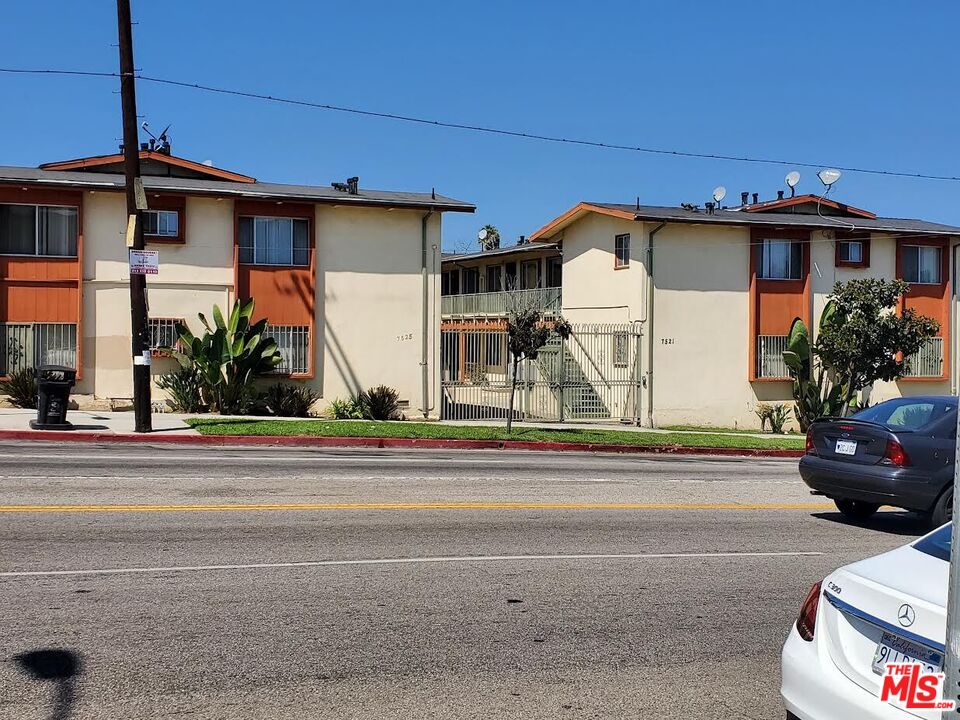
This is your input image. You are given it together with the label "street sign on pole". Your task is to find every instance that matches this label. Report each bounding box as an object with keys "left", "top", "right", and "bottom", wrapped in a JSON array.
[{"left": 942, "top": 404, "right": 960, "bottom": 718}]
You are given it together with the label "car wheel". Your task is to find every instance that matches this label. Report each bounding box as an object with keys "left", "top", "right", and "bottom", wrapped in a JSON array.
[
  {"left": 927, "top": 487, "right": 953, "bottom": 528},
  {"left": 834, "top": 498, "right": 880, "bottom": 520}
]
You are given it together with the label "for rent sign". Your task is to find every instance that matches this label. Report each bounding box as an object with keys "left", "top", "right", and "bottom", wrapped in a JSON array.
[{"left": 129, "top": 249, "right": 159, "bottom": 275}]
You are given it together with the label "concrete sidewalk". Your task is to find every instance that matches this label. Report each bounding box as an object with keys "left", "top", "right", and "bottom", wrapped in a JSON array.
[{"left": 0, "top": 408, "right": 200, "bottom": 436}]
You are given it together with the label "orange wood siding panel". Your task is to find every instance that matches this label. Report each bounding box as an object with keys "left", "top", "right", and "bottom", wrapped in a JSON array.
[
  {"left": 896, "top": 237, "right": 950, "bottom": 381},
  {"left": 234, "top": 201, "right": 316, "bottom": 375},
  {"left": 0, "top": 190, "right": 82, "bottom": 322},
  {"left": 748, "top": 228, "right": 811, "bottom": 381}
]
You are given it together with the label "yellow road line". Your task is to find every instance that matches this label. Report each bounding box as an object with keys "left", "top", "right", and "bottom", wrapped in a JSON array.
[{"left": 0, "top": 501, "right": 833, "bottom": 514}]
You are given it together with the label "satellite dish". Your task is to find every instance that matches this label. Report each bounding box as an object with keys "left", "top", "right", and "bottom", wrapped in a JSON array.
[
  {"left": 712, "top": 186, "right": 726, "bottom": 203},
  {"left": 785, "top": 171, "right": 801, "bottom": 188},
  {"left": 817, "top": 168, "right": 842, "bottom": 188},
  {"left": 478, "top": 228, "right": 488, "bottom": 241}
]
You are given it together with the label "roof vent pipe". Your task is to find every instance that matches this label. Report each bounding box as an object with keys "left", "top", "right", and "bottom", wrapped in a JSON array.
[
  {"left": 777, "top": 190, "right": 785, "bottom": 200},
  {"left": 752, "top": 193, "right": 759, "bottom": 204},
  {"left": 704, "top": 201, "right": 715, "bottom": 215},
  {"left": 741, "top": 192, "right": 749, "bottom": 205},
  {"left": 346, "top": 176, "right": 359, "bottom": 195}
]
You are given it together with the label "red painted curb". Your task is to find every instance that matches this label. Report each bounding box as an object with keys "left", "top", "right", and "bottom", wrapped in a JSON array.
[{"left": 0, "top": 429, "right": 804, "bottom": 458}]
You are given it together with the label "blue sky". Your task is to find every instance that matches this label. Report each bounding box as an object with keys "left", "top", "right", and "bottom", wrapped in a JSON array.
[{"left": 2, "top": 1, "right": 958, "bottom": 251}]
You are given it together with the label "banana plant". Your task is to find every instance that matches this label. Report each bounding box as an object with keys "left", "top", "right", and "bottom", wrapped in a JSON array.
[
  {"left": 781, "top": 301, "right": 849, "bottom": 431},
  {"left": 173, "top": 298, "right": 282, "bottom": 414}
]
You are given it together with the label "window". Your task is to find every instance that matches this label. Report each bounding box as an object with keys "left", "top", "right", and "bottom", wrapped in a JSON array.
[
  {"left": 462, "top": 267, "right": 480, "bottom": 294},
  {"left": 0, "top": 204, "right": 78, "bottom": 257},
  {"left": 839, "top": 241, "right": 862, "bottom": 264},
  {"left": 903, "top": 336, "right": 944, "bottom": 378},
  {"left": 758, "top": 239, "right": 802, "bottom": 280},
  {"left": 901, "top": 245, "right": 941, "bottom": 285},
  {"left": 756, "top": 335, "right": 790, "bottom": 378},
  {"left": 613, "top": 333, "right": 629, "bottom": 367},
  {"left": 546, "top": 256, "right": 562, "bottom": 288},
  {"left": 143, "top": 210, "right": 179, "bottom": 238},
  {"left": 266, "top": 324, "right": 310, "bottom": 375},
  {"left": 485, "top": 265, "right": 502, "bottom": 293},
  {"left": 520, "top": 260, "right": 540, "bottom": 289},
  {"left": 615, "top": 234, "right": 630, "bottom": 268},
  {"left": 148, "top": 318, "right": 182, "bottom": 352},
  {"left": 0, "top": 323, "right": 77, "bottom": 375},
  {"left": 238, "top": 216, "right": 310, "bottom": 266},
  {"left": 441, "top": 270, "right": 460, "bottom": 296}
]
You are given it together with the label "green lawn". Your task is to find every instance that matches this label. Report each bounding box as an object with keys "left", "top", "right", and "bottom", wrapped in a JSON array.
[
  {"left": 661, "top": 424, "right": 802, "bottom": 436},
  {"left": 187, "top": 418, "right": 805, "bottom": 450}
]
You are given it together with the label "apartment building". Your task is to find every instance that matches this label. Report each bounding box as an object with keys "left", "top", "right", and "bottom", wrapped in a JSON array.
[
  {"left": 0, "top": 147, "right": 473, "bottom": 415},
  {"left": 525, "top": 193, "right": 960, "bottom": 428}
]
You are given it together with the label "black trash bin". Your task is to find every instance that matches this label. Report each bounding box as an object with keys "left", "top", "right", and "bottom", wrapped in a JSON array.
[{"left": 30, "top": 365, "right": 77, "bottom": 430}]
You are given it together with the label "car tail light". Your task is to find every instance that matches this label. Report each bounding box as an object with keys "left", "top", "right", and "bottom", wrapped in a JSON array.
[
  {"left": 805, "top": 428, "right": 816, "bottom": 454},
  {"left": 884, "top": 439, "right": 911, "bottom": 467},
  {"left": 796, "top": 581, "right": 822, "bottom": 641}
]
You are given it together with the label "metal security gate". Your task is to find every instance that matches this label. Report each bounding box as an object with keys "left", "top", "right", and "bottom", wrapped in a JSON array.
[{"left": 440, "top": 323, "right": 643, "bottom": 423}]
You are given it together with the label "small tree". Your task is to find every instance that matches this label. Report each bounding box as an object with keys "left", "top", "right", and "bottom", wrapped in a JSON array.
[
  {"left": 816, "top": 279, "right": 939, "bottom": 416},
  {"left": 504, "top": 284, "right": 571, "bottom": 432}
]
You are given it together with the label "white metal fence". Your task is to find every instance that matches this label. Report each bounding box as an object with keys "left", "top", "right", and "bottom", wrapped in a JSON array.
[
  {"left": 905, "top": 336, "right": 943, "bottom": 378},
  {"left": 440, "top": 323, "right": 643, "bottom": 423},
  {"left": 0, "top": 322, "right": 77, "bottom": 374},
  {"left": 266, "top": 324, "right": 310, "bottom": 375},
  {"left": 756, "top": 335, "right": 790, "bottom": 379},
  {"left": 441, "top": 287, "right": 562, "bottom": 317}
]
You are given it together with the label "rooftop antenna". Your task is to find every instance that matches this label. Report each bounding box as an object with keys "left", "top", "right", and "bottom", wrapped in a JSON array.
[
  {"left": 712, "top": 186, "right": 726, "bottom": 204},
  {"left": 785, "top": 171, "right": 801, "bottom": 197},
  {"left": 816, "top": 168, "right": 841, "bottom": 192}
]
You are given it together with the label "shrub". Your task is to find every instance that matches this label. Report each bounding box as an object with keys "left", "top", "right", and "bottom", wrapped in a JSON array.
[
  {"left": 768, "top": 403, "right": 791, "bottom": 434},
  {"left": 327, "top": 396, "right": 363, "bottom": 420},
  {"left": 156, "top": 367, "right": 206, "bottom": 413},
  {"left": 358, "top": 385, "right": 400, "bottom": 420},
  {"left": 0, "top": 367, "right": 37, "bottom": 409},
  {"left": 263, "top": 383, "right": 320, "bottom": 417}
]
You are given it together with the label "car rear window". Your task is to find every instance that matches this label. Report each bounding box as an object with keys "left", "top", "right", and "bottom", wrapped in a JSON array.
[
  {"left": 914, "top": 525, "right": 951, "bottom": 561},
  {"left": 853, "top": 398, "right": 955, "bottom": 431}
]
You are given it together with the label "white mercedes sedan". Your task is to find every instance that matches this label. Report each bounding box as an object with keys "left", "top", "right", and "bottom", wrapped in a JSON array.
[{"left": 781, "top": 524, "right": 951, "bottom": 720}]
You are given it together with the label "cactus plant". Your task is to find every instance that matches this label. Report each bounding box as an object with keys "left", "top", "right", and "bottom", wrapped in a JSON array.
[{"left": 173, "top": 298, "right": 282, "bottom": 414}]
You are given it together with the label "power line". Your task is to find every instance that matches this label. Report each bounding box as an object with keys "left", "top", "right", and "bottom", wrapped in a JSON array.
[{"left": 2, "top": 66, "right": 960, "bottom": 184}]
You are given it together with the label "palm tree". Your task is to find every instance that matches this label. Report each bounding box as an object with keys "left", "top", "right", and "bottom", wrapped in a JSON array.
[{"left": 479, "top": 224, "right": 500, "bottom": 251}]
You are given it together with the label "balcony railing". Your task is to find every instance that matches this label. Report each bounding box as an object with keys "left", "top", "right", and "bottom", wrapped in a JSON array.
[
  {"left": 441, "top": 287, "right": 562, "bottom": 317},
  {"left": 905, "top": 336, "right": 943, "bottom": 378},
  {"left": 756, "top": 334, "right": 790, "bottom": 379}
]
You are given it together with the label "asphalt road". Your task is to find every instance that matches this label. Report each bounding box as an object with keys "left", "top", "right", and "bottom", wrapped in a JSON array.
[{"left": 0, "top": 442, "right": 931, "bottom": 719}]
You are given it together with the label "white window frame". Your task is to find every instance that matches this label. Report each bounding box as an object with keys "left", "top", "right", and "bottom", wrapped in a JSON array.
[
  {"left": 143, "top": 209, "right": 180, "bottom": 238},
  {"left": 148, "top": 317, "right": 183, "bottom": 352},
  {"left": 758, "top": 239, "right": 802, "bottom": 280},
  {"left": 901, "top": 245, "right": 942, "bottom": 285},
  {"left": 615, "top": 234, "right": 630, "bottom": 268},
  {"left": 839, "top": 240, "right": 862, "bottom": 264},
  {"left": 266, "top": 324, "right": 311, "bottom": 375},
  {"left": 238, "top": 216, "right": 310, "bottom": 267},
  {"left": 0, "top": 202, "right": 79, "bottom": 258}
]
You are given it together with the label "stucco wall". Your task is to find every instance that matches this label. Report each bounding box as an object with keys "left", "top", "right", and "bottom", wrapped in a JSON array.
[
  {"left": 76, "top": 191, "right": 442, "bottom": 414},
  {"left": 558, "top": 213, "right": 644, "bottom": 324},
  {"left": 315, "top": 206, "right": 441, "bottom": 417}
]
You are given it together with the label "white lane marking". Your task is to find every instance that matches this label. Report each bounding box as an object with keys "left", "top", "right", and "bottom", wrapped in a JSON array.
[{"left": 0, "top": 551, "right": 822, "bottom": 578}]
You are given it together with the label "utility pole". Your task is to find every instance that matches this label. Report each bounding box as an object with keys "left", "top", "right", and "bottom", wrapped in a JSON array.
[
  {"left": 943, "top": 403, "right": 960, "bottom": 718},
  {"left": 116, "top": 0, "right": 152, "bottom": 432}
]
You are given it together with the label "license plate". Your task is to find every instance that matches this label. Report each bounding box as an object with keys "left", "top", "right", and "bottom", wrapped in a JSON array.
[
  {"left": 835, "top": 439, "right": 857, "bottom": 455},
  {"left": 872, "top": 631, "right": 943, "bottom": 676}
]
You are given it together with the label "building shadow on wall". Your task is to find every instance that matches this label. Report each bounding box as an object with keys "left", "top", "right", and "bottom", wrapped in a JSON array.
[{"left": 13, "top": 648, "right": 83, "bottom": 720}]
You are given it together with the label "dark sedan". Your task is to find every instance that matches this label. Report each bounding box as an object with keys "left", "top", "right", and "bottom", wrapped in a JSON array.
[{"left": 799, "top": 395, "right": 957, "bottom": 526}]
